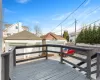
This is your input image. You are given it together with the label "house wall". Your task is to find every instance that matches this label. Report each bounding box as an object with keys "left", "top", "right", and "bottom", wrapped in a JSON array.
[
  {"left": 7, "top": 22, "right": 23, "bottom": 35},
  {"left": 5, "top": 40, "right": 42, "bottom": 51},
  {"left": 3, "top": 22, "right": 28, "bottom": 37},
  {"left": 69, "top": 34, "right": 78, "bottom": 43},
  {"left": 4, "top": 40, "right": 42, "bottom": 59},
  {"left": 46, "top": 40, "right": 67, "bottom": 45}
]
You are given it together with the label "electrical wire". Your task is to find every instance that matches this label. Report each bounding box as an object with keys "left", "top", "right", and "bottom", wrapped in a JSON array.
[{"left": 49, "top": 0, "right": 87, "bottom": 32}]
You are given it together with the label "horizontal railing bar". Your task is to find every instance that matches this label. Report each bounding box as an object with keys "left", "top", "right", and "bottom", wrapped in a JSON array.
[
  {"left": 47, "top": 44, "right": 93, "bottom": 51},
  {"left": 91, "top": 70, "right": 97, "bottom": 74},
  {"left": 16, "top": 51, "right": 46, "bottom": 56},
  {"left": 1, "top": 52, "right": 10, "bottom": 57},
  {"left": 15, "top": 44, "right": 93, "bottom": 51},
  {"left": 91, "top": 62, "right": 96, "bottom": 67},
  {"left": 47, "top": 50, "right": 61, "bottom": 54},
  {"left": 74, "top": 51, "right": 87, "bottom": 56},
  {"left": 16, "top": 50, "right": 86, "bottom": 62},
  {"left": 48, "top": 50, "right": 86, "bottom": 62},
  {"left": 73, "top": 53, "right": 97, "bottom": 68},
  {"left": 79, "top": 67, "right": 87, "bottom": 71},
  {"left": 16, "top": 56, "right": 46, "bottom": 63},
  {"left": 62, "top": 59, "right": 87, "bottom": 72},
  {"left": 16, "top": 45, "right": 46, "bottom": 49},
  {"left": 67, "top": 55, "right": 87, "bottom": 62}
]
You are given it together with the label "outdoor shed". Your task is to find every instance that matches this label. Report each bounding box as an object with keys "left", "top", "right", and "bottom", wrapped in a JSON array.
[{"left": 4, "top": 30, "right": 42, "bottom": 59}]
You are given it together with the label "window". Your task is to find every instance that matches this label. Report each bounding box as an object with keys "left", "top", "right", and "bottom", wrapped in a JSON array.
[
  {"left": 16, "top": 26, "right": 18, "bottom": 29},
  {"left": 70, "top": 39, "right": 72, "bottom": 42},
  {"left": 7, "top": 33, "right": 11, "bottom": 36}
]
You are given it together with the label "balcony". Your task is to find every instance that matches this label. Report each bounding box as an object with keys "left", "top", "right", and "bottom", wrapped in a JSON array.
[{"left": 1, "top": 44, "right": 100, "bottom": 80}]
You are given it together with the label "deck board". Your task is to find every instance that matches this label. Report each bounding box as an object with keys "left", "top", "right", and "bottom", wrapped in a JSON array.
[{"left": 11, "top": 59, "right": 90, "bottom": 80}]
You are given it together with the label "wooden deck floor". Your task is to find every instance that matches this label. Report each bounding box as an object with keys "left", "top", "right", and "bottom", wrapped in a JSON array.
[{"left": 11, "top": 59, "right": 90, "bottom": 80}]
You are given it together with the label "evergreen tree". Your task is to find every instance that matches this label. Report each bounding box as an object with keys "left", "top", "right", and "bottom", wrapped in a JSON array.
[
  {"left": 75, "top": 24, "right": 100, "bottom": 44},
  {"left": 88, "top": 25, "right": 92, "bottom": 44},
  {"left": 84, "top": 27, "right": 88, "bottom": 43},
  {"left": 97, "top": 26, "right": 100, "bottom": 44},
  {"left": 76, "top": 29, "right": 84, "bottom": 43},
  {"left": 92, "top": 24, "right": 97, "bottom": 44},
  {"left": 63, "top": 31, "right": 69, "bottom": 41}
]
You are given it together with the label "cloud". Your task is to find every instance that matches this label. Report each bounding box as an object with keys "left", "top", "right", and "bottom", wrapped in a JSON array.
[
  {"left": 84, "top": 0, "right": 91, "bottom": 6},
  {"left": 16, "top": 0, "right": 30, "bottom": 3},
  {"left": 52, "top": 12, "right": 71, "bottom": 21},
  {"left": 4, "top": 8, "right": 16, "bottom": 13}
]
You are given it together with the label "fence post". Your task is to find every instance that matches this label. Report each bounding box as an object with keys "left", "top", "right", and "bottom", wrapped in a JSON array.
[
  {"left": 96, "top": 53, "right": 100, "bottom": 78},
  {"left": 46, "top": 45, "right": 48, "bottom": 60},
  {"left": 2, "top": 53, "right": 10, "bottom": 80},
  {"left": 60, "top": 47, "right": 63, "bottom": 63},
  {"left": 86, "top": 50, "right": 92, "bottom": 79},
  {"left": 13, "top": 49, "right": 16, "bottom": 66}
]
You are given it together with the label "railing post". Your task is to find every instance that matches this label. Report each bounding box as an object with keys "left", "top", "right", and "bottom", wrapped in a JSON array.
[
  {"left": 13, "top": 49, "right": 16, "bottom": 66},
  {"left": 86, "top": 51, "right": 92, "bottom": 79},
  {"left": 60, "top": 47, "right": 63, "bottom": 63},
  {"left": 96, "top": 53, "right": 100, "bottom": 78},
  {"left": 2, "top": 54, "right": 10, "bottom": 80},
  {"left": 46, "top": 45, "right": 48, "bottom": 60}
]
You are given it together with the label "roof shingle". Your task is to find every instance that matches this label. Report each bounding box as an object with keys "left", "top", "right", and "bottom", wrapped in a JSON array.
[
  {"left": 41, "top": 32, "right": 66, "bottom": 40},
  {"left": 5, "top": 31, "right": 41, "bottom": 40}
]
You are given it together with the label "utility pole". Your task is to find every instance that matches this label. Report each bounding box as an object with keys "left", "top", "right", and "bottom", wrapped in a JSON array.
[
  {"left": 75, "top": 19, "right": 77, "bottom": 45},
  {"left": 61, "top": 24, "right": 62, "bottom": 36},
  {"left": 18, "top": 22, "right": 19, "bottom": 33},
  {"left": 0, "top": 0, "right": 2, "bottom": 80}
]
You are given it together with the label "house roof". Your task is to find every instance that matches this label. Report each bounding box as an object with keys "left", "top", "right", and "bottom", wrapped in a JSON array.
[
  {"left": 41, "top": 32, "right": 66, "bottom": 40},
  {"left": 5, "top": 30, "right": 41, "bottom": 40}
]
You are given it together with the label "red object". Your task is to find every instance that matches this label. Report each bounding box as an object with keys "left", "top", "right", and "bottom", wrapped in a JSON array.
[
  {"left": 67, "top": 49, "right": 75, "bottom": 55},
  {"left": 63, "top": 48, "right": 75, "bottom": 55},
  {"left": 60, "top": 48, "right": 75, "bottom": 57}
]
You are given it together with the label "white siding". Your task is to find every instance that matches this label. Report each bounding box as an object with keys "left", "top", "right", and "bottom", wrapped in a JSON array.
[{"left": 7, "top": 22, "right": 23, "bottom": 35}]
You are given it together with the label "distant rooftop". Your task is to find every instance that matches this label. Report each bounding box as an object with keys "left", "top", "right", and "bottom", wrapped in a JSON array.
[
  {"left": 5, "top": 30, "right": 41, "bottom": 40},
  {"left": 41, "top": 32, "right": 66, "bottom": 40}
]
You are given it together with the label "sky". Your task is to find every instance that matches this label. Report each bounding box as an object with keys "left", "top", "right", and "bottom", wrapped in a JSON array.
[{"left": 3, "top": 0, "right": 100, "bottom": 35}]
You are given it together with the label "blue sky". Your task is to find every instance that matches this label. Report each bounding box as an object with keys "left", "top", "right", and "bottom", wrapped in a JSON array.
[{"left": 3, "top": 0, "right": 100, "bottom": 34}]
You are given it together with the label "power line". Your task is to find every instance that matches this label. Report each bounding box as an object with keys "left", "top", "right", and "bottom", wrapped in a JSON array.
[
  {"left": 54, "top": 6, "right": 100, "bottom": 33},
  {"left": 50, "top": 0, "right": 87, "bottom": 32},
  {"left": 86, "top": 19, "right": 100, "bottom": 26},
  {"left": 78, "top": 19, "right": 100, "bottom": 30},
  {"left": 86, "top": 6, "right": 100, "bottom": 16},
  {"left": 77, "top": 6, "right": 100, "bottom": 24},
  {"left": 53, "top": 21, "right": 75, "bottom": 33}
]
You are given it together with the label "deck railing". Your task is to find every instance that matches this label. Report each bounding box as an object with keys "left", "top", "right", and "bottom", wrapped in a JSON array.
[
  {"left": 1, "top": 44, "right": 100, "bottom": 80},
  {"left": 97, "top": 52, "right": 100, "bottom": 79}
]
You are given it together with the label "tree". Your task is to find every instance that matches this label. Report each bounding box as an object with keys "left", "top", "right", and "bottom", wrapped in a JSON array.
[
  {"left": 76, "top": 29, "right": 84, "bottom": 43},
  {"left": 97, "top": 26, "right": 100, "bottom": 44},
  {"left": 76, "top": 24, "right": 100, "bottom": 44},
  {"left": 63, "top": 31, "right": 69, "bottom": 41},
  {"left": 34, "top": 25, "right": 42, "bottom": 36},
  {"left": 87, "top": 25, "right": 92, "bottom": 44}
]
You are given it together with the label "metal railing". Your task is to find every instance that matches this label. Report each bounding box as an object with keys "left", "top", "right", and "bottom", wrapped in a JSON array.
[{"left": 1, "top": 44, "right": 100, "bottom": 80}]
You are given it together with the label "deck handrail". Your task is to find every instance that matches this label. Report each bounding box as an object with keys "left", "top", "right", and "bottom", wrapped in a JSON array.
[
  {"left": 96, "top": 52, "right": 100, "bottom": 79},
  {"left": 1, "top": 44, "right": 99, "bottom": 80},
  {"left": 1, "top": 47, "right": 16, "bottom": 80}
]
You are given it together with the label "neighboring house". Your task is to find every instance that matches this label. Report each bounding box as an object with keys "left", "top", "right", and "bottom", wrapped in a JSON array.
[
  {"left": 4, "top": 30, "right": 42, "bottom": 51},
  {"left": 69, "top": 32, "right": 80, "bottom": 43},
  {"left": 3, "top": 22, "right": 29, "bottom": 37},
  {"left": 4, "top": 30, "right": 42, "bottom": 59},
  {"left": 41, "top": 32, "right": 67, "bottom": 45}
]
